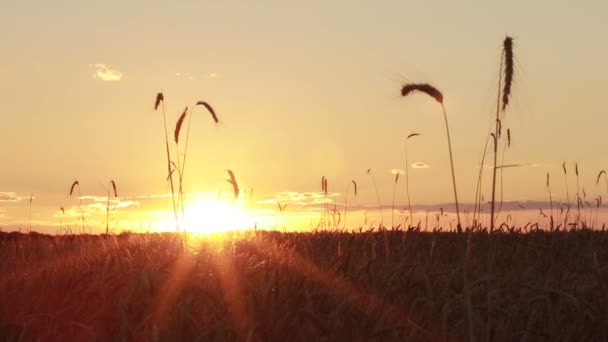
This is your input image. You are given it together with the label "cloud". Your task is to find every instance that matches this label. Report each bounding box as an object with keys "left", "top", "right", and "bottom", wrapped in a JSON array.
[
  {"left": 411, "top": 162, "right": 430, "bottom": 169},
  {"left": 92, "top": 64, "right": 122, "bottom": 81},
  {"left": 174, "top": 71, "right": 198, "bottom": 80},
  {"left": 0, "top": 192, "right": 29, "bottom": 203},
  {"left": 256, "top": 192, "right": 339, "bottom": 208},
  {"left": 57, "top": 198, "right": 140, "bottom": 218}
]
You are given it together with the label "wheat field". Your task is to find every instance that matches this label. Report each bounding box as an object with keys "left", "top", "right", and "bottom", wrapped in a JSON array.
[{"left": 2, "top": 229, "right": 608, "bottom": 341}]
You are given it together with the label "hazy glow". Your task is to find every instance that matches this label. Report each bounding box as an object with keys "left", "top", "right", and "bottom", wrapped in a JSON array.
[{"left": 183, "top": 198, "right": 252, "bottom": 234}]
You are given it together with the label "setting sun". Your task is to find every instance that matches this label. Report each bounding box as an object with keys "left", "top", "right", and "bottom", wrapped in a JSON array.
[{"left": 182, "top": 198, "right": 252, "bottom": 234}]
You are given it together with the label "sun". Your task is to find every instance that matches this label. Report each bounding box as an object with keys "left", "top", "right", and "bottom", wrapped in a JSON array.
[{"left": 182, "top": 198, "right": 252, "bottom": 234}]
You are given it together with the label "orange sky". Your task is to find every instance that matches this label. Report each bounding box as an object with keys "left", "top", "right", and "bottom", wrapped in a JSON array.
[{"left": 1, "top": 1, "right": 608, "bottom": 233}]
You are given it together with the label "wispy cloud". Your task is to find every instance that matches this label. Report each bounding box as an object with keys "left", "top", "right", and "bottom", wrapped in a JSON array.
[
  {"left": 92, "top": 64, "right": 123, "bottom": 81},
  {"left": 0, "top": 192, "right": 30, "bottom": 203},
  {"left": 412, "top": 162, "right": 430, "bottom": 169},
  {"left": 174, "top": 71, "right": 198, "bottom": 80},
  {"left": 256, "top": 192, "right": 339, "bottom": 208},
  {"left": 56, "top": 199, "right": 140, "bottom": 218}
]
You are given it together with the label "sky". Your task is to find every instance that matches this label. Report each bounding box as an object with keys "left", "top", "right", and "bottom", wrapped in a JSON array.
[{"left": 1, "top": 0, "right": 608, "bottom": 233}]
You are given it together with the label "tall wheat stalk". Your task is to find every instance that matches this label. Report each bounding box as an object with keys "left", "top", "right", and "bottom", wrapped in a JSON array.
[
  {"left": 174, "top": 101, "right": 218, "bottom": 233},
  {"left": 490, "top": 36, "right": 514, "bottom": 233},
  {"left": 401, "top": 84, "right": 462, "bottom": 232},
  {"left": 155, "top": 93, "right": 179, "bottom": 233}
]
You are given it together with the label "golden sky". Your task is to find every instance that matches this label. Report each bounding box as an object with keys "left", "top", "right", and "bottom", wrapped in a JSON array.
[{"left": 1, "top": 1, "right": 607, "bottom": 233}]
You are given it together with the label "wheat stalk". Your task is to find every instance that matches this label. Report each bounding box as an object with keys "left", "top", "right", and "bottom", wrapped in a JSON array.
[
  {"left": 401, "top": 83, "right": 462, "bottom": 232},
  {"left": 391, "top": 170, "right": 400, "bottom": 229},
  {"left": 575, "top": 163, "right": 581, "bottom": 227},
  {"left": 490, "top": 36, "right": 515, "bottom": 233},
  {"left": 502, "top": 36, "right": 514, "bottom": 111},
  {"left": 69, "top": 180, "right": 85, "bottom": 233},
  {"left": 547, "top": 173, "right": 554, "bottom": 229},
  {"left": 176, "top": 101, "right": 219, "bottom": 234},
  {"left": 597, "top": 170, "right": 608, "bottom": 201},
  {"left": 226, "top": 170, "right": 240, "bottom": 200},
  {"left": 28, "top": 194, "right": 33, "bottom": 232},
  {"left": 155, "top": 92, "right": 179, "bottom": 234},
  {"left": 106, "top": 180, "right": 118, "bottom": 235}
]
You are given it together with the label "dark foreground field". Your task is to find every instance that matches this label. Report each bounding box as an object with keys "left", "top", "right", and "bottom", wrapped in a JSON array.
[{"left": 1, "top": 229, "right": 608, "bottom": 341}]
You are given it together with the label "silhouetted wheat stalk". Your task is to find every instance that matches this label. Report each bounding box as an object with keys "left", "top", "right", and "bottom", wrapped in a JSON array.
[
  {"left": 276, "top": 201, "right": 287, "bottom": 230},
  {"left": 69, "top": 181, "right": 85, "bottom": 233},
  {"left": 27, "top": 194, "right": 33, "bottom": 232},
  {"left": 547, "top": 173, "right": 554, "bottom": 229},
  {"left": 391, "top": 170, "right": 401, "bottom": 229},
  {"left": 321, "top": 176, "right": 329, "bottom": 229},
  {"left": 575, "top": 163, "right": 581, "bottom": 227},
  {"left": 404, "top": 133, "right": 419, "bottom": 229},
  {"left": 106, "top": 180, "right": 118, "bottom": 235},
  {"left": 58, "top": 206, "right": 65, "bottom": 233},
  {"left": 174, "top": 101, "right": 219, "bottom": 233},
  {"left": 155, "top": 92, "right": 179, "bottom": 233},
  {"left": 496, "top": 128, "right": 511, "bottom": 218},
  {"left": 562, "top": 162, "right": 571, "bottom": 227},
  {"left": 226, "top": 170, "right": 240, "bottom": 200},
  {"left": 490, "top": 36, "right": 514, "bottom": 233},
  {"left": 401, "top": 84, "right": 462, "bottom": 232},
  {"left": 597, "top": 170, "right": 608, "bottom": 199},
  {"left": 173, "top": 106, "right": 188, "bottom": 229}
]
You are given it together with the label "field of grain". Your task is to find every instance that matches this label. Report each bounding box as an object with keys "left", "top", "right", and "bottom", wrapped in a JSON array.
[{"left": 2, "top": 229, "right": 608, "bottom": 341}]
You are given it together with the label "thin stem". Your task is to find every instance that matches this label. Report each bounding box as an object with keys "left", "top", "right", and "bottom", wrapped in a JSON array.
[
  {"left": 473, "top": 128, "right": 493, "bottom": 228},
  {"left": 162, "top": 102, "right": 179, "bottom": 233},
  {"left": 78, "top": 188, "right": 85, "bottom": 234},
  {"left": 490, "top": 54, "right": 504, "bottom": 233},
  {"left": 496, "top": 134, "right": 509, "bottom": 218},
  {"left": 440, "top": 104, "right": 462, "bottom": 232},
  {"left": 405, "top": 140, "right": 413, "bottom": 229},
  {"left": 548, "top": 183, "right": 554, "bottom": 229},
  {"left": 106, "top": 189, "right": 110, "bottom": 235},
  {"left": 391, "top": 178, "right": 397, "bottom": 229},
  {"left": 369, "top": 171, "right": 384, "bottom": 228},
  {"left": 343, "top": 183, "right": 349, "bottom": 230}
]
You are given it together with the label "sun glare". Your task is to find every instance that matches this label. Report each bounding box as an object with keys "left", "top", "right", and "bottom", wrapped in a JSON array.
[{"left": 183, "top": 198, "right": 251, "bottom": 234}]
